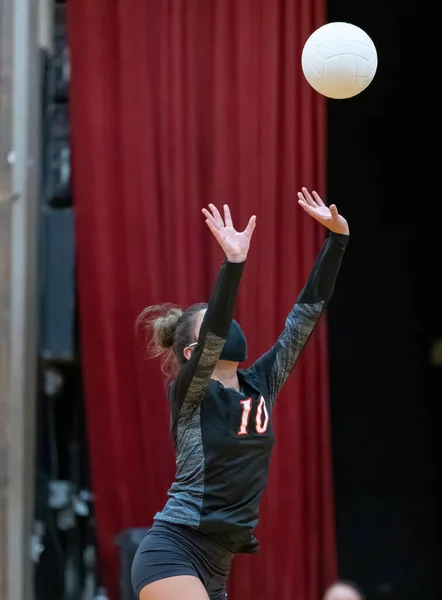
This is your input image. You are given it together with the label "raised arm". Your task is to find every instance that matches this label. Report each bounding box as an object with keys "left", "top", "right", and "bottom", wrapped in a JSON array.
[
  {"left": 249, "top": 188, "right": 349, "bottom": 407},
  {"left": 170, "top": 204, "right": 256, "bottom": 413}
]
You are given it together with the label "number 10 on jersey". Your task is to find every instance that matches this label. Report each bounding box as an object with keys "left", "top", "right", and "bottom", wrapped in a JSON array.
[{"left": 237, "top": 396, "right": 269, "bottom": 435}]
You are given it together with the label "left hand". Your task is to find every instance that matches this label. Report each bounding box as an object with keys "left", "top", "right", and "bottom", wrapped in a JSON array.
[{"left": 297, "top": 187, "right": 349, "bottom": 235}]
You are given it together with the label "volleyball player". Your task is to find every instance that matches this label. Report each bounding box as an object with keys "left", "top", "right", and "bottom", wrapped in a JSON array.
[{"left": 131, "top": 187, "right": 350, "bottom": 600}]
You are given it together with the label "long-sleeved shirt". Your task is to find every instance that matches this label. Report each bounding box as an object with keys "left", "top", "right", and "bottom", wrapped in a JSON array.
[{"left": 154, "top": 231, "right": 349, "bottom": 553}]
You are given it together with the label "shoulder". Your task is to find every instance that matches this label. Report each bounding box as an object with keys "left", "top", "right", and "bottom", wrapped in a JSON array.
[{"left": 238, "top": 365, "right": 266, "bottom": 388}]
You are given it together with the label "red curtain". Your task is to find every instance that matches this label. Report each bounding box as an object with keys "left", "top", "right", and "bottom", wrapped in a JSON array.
[{"left": 67, "top": 1, "right": 336, "bottom": 599}]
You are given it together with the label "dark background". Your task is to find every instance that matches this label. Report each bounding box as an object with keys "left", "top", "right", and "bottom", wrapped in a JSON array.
[{"left": 327, "top": 0, "right": 441, "bottom": 598}]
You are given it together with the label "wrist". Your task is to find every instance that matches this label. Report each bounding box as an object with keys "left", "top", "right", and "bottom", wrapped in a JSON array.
[
  {"left": 226, "top": 254, "right": 247, "bottom": 263},
  {"left": 330, "top": 230, "right": 350, "bottom": 241},
  {"left": 330, "top": 226, "right": 349, "bottom": 236}
]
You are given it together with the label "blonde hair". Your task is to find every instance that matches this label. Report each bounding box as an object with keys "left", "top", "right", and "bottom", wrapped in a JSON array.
[{"left": 136, "top": 302, "right": 208, "bottom": 379}]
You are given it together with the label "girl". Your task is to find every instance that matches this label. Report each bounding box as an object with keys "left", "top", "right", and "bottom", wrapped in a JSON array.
[{"left": 131, "top": 188, "right": 350, "bottom": 600}]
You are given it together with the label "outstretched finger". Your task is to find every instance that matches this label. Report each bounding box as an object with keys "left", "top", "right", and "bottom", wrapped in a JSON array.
[
  {"left": 243, "top": 215, "right": 257, "bottom": 238},
  {"left": 298, "top": 198, "right": 317, "bottom": 217},
  {"left": 312, "top": 190, "right": 326, "bottom": 207},
  {"left": 204, "top": 218, "right": 221, "bottom": 240},
  {"left": 300, "top": 187, "right": 317, "bottom": 207},
  {"left": 202, "top": 207, "right": 221, "bottom": 230},
  {"left": 329, "top": 204, "right": 339, "bottom": 218},
  {"left": 208, "top": 203, "right": 224, "bottom": 228},
  {"left": 223, "top": 204, "right": 233, "bottom": 228}
]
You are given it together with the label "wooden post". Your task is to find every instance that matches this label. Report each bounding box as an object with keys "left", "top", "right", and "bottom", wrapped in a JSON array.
[
  {"left": 0, "top": 0, "right": 14, "bottom": 596},
  {"left": 1, "top": 0, "right": 43, "bottom": 598}
]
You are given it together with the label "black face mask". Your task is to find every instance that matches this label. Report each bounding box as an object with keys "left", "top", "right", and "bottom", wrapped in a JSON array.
[{"left": 219, "top": 320, "right": 248, "bottom": 363}]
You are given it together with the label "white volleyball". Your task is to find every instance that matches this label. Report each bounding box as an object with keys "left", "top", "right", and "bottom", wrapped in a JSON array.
[{"left": 301, "top": 22, "right": 378, "bottom": 99}]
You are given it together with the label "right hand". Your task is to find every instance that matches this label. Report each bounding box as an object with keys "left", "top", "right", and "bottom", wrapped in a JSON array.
[{"left": 202, "top": 204, "right": 256, "bottom": 263}]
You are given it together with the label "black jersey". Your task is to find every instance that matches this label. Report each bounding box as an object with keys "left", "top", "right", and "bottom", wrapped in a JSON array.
[{"left": 154, "top": 231, "right": 349, "bottom": 553}]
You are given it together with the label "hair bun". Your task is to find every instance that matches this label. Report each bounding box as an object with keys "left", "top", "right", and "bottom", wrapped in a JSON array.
[
  {"left": 136, "top": 303, "right": 183, "bottom": 352},
  {"left": 152, "top": 308, "right": 182, "bottom": 348}
]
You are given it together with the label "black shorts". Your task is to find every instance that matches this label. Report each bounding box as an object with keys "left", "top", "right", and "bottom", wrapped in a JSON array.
[{"left": 131, "top": 520, "right": 234, "bottom": 600}]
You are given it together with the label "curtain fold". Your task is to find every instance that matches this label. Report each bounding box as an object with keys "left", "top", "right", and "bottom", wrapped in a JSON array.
[{"left": 67, "top": 1, "right": 335, "bottom": 598}]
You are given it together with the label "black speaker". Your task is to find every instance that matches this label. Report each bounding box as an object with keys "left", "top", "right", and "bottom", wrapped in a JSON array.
[
  {"left": 38, "top": 207, "right": 75, "bottom": 360},
  {"left": 53, "top": 2, "right": 67, "bottom": 42},
  {"left": 115, "top": 528, "right": 150, "bottom": 600},
  {"left": 49, "top": 37, "right": 70, "bottom": 103},
  {"left": 44, "top": 103, "right": 71, "bottom": 207}
]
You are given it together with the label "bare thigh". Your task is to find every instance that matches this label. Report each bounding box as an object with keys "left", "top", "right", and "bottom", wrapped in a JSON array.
[{"left": 139, "top": 575, "right": 210, "bottom": 600}]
